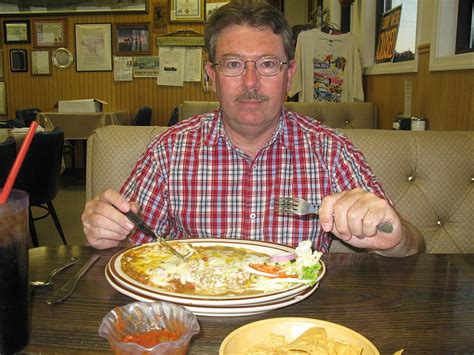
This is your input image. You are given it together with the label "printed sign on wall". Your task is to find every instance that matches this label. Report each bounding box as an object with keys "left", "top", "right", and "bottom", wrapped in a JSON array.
[{"left": 375, "top": 5, "right": 402, "bottom": 64}]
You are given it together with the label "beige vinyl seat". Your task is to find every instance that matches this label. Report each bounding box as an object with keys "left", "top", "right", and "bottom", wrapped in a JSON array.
[
  {"left": 177, "top": 101, "right": 378, "bottom": 129},
  {"left": 87, "top": 124, "right": 473, "bottom": 253}
]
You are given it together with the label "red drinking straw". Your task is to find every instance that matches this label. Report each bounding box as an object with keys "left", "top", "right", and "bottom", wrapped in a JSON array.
[{"left": 0, "top": 121, "right": 39, "bottom": 204}]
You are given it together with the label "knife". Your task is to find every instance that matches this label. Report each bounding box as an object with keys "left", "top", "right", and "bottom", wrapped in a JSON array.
[
  {"left": 124, "top": 210, "right": 186, "bottom": 259},
  {"left": 46, "top": 254, "right": 100, "bottom": 305}
]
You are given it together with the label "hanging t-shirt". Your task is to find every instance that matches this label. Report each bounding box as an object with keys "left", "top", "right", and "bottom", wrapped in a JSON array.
[{"left": 289, "top": 28, "right": 364, "bottom": 103}]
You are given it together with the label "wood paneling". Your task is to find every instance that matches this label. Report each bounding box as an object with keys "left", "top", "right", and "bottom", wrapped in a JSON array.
[
  {"left": 1, "top": 7, "right": 217, "bottom": 126},
  {"left": 365, "top": 44, "right": 474, "bottom": 131},
  {"left": 1, "top": 11, "right": 472, "bottom": 130}
]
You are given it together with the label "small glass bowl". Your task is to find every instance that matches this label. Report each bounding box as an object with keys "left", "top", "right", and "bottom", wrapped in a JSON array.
[{"left": 99, "top": 301, "right": 200, "bottom": 355}]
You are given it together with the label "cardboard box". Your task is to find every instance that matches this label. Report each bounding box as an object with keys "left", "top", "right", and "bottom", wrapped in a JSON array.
[{"left": 57, "top": 99, "right": 108, "bottom": 113}]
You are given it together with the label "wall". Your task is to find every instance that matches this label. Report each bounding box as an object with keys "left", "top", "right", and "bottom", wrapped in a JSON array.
[
  {"left": 0, "top": 3, "right": 218, "bottom": 126},
  {"left": 1, "top": 1, "right": 473, "bottom": 130},
  {"left": 361, "top": 0, "right": 474, "bottom": 130},
  {"left": 365, "top": 43, "right": 474, "bottom": 130},
  {"left": 284, "top": 0, "right": 309, "bottom": 27}
]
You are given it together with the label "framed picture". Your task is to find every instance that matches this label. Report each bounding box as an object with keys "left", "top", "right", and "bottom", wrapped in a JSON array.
[
  {"left": 31, "top": 50, "right": 51, "bottom": 76},
  {"left": 32, "top": 18, "right": 67, "bottom": 48},
  {"left": 170, "top": 0, "right": 205, "bottom": 22},
  {"left": 0, "top": 1, "right": 147, "bottom": 16},
  {"left": 114, "top": 23, "right": 151, "bottom": 55},
  {"left": 153, "top": 1, "right": 168, "bottom": 32},
  {"left": 10, "top": 49, "right": 28, "bottom": 72},
  {"left": 205, "top": 2, "right": 229, "bottom": 20},
  {"left": 75, "top": 23, "right": 112, "bottom": 72},
  {"left": 3, "top": 20, "right": 30, "bottom": 44}
]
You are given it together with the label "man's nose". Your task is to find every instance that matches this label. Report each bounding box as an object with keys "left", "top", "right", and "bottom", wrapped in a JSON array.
[{"left": 241, "top": 61, "right": 259, "bottom": 88}]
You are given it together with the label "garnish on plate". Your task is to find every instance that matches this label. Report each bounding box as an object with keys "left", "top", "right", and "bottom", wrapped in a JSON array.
[{"left": 246, "top": 240, "right": 323, "bottom": 286}]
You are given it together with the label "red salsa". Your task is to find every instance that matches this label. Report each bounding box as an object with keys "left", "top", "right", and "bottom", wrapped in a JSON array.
[{"left": 122, "top": 328, "right": 180, "bottom": 348}]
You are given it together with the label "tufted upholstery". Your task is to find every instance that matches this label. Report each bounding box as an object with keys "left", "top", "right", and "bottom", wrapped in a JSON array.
[
  {"left": 86, "top": 126, "right": 473, "bottom": 254},
  {"left": 178, "top": 101, "right": 377, "bottom": 129},
  {"left": 335, "top": 130, "right": 474, "bottom": 254}
]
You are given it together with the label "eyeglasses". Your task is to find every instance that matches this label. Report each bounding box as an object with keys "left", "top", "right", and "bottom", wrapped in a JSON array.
[{"left": 213, "top": 57, "right": 288, "bottom": 77}]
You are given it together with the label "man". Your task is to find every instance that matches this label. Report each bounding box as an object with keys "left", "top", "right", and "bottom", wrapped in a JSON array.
[{"left": 82, "top": 0, "right": 424, "bottom": 257}]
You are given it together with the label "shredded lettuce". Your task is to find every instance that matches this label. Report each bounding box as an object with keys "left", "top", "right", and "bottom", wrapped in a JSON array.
[
  {"left": 300, "top": 263, "right": 322, "bottom": 286},
  {"left": 274, "top": 240, "right": 323, "bottom": 285}
]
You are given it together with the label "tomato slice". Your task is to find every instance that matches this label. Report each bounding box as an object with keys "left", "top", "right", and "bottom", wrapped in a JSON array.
[{"left": 248, "top": 263, "right": 298, "bottom": 278}]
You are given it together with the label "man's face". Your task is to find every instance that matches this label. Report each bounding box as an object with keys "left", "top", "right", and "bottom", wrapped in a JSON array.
[{"left": 206, "top": 25, "right": 296, "bottom": 131}]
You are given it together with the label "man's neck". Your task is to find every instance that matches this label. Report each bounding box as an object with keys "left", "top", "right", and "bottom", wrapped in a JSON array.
[{"left": 223, "top": 119, "right": 279, "bottom": 160}]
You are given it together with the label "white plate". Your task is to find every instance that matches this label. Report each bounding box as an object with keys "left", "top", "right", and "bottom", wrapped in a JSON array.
[
  {"left": 108, "top": 238, "right": 325, "bottom": 307},
  {"left": 106, "top": 265, "right": 319, "bottom": 317},
  {"left": 219, "top": 318, "right": 380, "bottom": 354}
]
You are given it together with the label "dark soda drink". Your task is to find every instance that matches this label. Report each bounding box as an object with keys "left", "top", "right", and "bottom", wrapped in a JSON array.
[{"left": 0, "top": 189, "right": 30, "bottom": 354}]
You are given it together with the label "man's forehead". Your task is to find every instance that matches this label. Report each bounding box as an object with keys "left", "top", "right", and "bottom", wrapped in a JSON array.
[
  {"left": 219, "top": 53, "right": 280, "bottom": 59},
  {"left": 215, "top": 25, "right": 285, "bottom": 57}
]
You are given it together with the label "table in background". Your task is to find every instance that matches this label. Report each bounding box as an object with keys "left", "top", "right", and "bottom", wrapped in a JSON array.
[
  {"left": 0, "top": 127, "right": 28, "bottom": 148},
  {"left": 36, "top": 111, "right": 130, "bottom": 140},
  {"left": 26, "top": 246, "right": 474, "bottom": 354},
  {"left": 36, "top": 111, "right": 130, "bottom": 181},
  {"left": 0, "top": 126, "right": 62, "bottom": 152}
]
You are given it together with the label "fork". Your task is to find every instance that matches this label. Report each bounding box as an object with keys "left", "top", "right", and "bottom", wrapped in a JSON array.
[
  {"left": 274, "top": 197, "right": 394, "bottom": 234},
  {"left": 124, "top": 210, "right": 188, "bottom": 259}
]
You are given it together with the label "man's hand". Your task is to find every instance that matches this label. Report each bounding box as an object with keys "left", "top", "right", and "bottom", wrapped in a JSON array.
[
  {"left": 81, "top": 189, "right": 138, "bottom": 249},
  {"left": 319, "top": 188, "right": 424, "bottom": 257}
]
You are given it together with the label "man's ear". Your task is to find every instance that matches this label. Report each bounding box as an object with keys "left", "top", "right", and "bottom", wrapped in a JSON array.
[
  {"left": 204, "top": 62, "right": 217, "bottom": 92},
  {"left": 286, "top": 59, "right": 297, "bottom": 92}
]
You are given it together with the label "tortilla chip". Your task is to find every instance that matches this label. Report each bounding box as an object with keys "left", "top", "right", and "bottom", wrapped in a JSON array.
[
  {"left": 245, "top": 333, "right": 288, "bottom": 355},
  {"left": 243, "top": 327, "right": 366, "bottom": 355},
  {"left": 328, "top": 338, "right": 363, "bottom": 355},
  {"left": 284, "top": 327, "right": 329, "bottom": 354}
]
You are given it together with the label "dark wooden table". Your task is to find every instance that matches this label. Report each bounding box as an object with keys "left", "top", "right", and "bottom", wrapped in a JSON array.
[{"left": 23, "top": 246, "right": 474, "bottom": 354}]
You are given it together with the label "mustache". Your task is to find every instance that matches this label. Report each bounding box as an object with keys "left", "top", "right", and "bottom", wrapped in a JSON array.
[{"left": 235, "top": 90, "right": 269, "bottom": 102}]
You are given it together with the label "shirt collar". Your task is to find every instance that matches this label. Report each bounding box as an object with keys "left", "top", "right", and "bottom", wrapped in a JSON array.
[
  {"left": 203, "top": 108, "right": 222, "bottom": 146},
  {"left": 278, "top": 109, "right": 299, "bottom": 150},
  {"left": 204, "top": 107, "right": 294, "bottom": 151}
]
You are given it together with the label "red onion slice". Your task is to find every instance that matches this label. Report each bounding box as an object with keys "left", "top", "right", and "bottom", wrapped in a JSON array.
[{"left": 269, "top": 253, "right": 296, "bottom": 263}]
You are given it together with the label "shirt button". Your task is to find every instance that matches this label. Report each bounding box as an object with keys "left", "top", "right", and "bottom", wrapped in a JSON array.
[{"left": 250, "top": 213, "right": 256, "bottom": 219}]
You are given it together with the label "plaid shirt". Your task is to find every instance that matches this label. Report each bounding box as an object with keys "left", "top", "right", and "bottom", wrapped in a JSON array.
[{"left": 120, "top": 109, "right": 390, "bottom": 252}]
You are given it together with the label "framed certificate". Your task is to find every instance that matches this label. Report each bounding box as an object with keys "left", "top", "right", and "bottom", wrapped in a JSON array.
[
  {"left": 170, "top": 0, "right": 205, "bottom": 22},
  {"left": 3, "top": 20, "right": 30, "bottom": 44},
  {"left": 31, "top": 50, "right": 52, "bottom": 76},
  {"left": 32, "top": 19, "right": 67, "bottom": 48}
]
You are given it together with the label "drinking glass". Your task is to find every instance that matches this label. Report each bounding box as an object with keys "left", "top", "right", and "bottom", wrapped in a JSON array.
[{"left": 0, "top": 189, "right": 30, "bottom": 353}]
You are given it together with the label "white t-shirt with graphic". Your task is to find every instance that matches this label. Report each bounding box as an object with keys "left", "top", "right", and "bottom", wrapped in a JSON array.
[{"left": 289, "top": 29, "right": 364, "bottom": 103}]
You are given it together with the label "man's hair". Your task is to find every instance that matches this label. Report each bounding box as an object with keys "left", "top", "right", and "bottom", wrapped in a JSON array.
[{"left": 205, "top": 0, "right": 294, "bottom": 63}]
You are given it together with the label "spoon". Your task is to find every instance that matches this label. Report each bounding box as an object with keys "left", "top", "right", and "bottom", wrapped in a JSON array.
[{"left": 30, "top": 257, "right": 80, "bottom": 287}]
